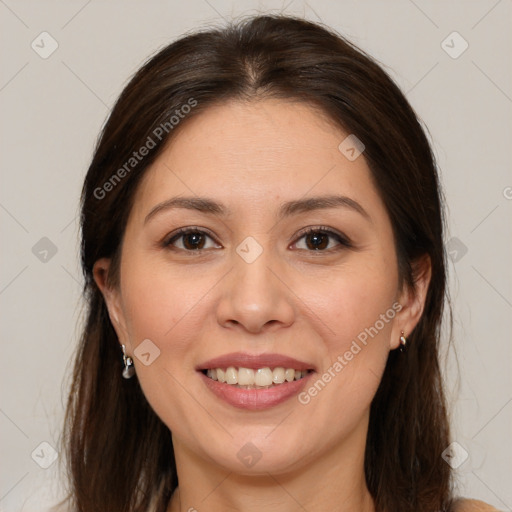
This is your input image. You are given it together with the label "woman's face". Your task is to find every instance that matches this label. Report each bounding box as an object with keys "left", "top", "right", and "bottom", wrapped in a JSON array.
[{"left": 97, "top": 99, "right": 427, "bottom": 475}]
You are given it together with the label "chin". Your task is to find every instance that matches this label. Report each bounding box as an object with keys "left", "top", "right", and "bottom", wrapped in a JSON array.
[{"left": 203, "top": 429, "right": 314, "bottom": 475}]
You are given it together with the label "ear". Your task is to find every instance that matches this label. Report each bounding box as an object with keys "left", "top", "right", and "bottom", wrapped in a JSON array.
[
  {"left": 390, "top": 253, "right": 432, "bottom": 350},
  {"left": 93, "top": 257, "right": 129, "bottom": 348}
]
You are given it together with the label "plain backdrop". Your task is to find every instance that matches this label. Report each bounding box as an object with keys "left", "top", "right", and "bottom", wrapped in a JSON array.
[{"left": 0, "top": 1, "right": 511, "bottom": 510}]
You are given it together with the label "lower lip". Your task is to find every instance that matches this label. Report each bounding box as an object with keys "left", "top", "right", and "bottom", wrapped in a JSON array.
[{"left": 199, "top": 371, "right": 313, "bottom": 410}]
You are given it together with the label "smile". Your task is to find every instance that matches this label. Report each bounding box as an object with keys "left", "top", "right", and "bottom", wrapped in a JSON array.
[{"left": 197, "top": 352, "right": 316, "bottom": 410}]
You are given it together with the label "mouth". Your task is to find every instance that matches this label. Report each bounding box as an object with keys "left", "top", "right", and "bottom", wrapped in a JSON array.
[{"left": 197, "top": 353, "right": 316, "bottom": 410}]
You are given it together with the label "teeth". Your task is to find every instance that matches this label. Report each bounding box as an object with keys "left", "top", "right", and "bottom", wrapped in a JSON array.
[
  {"left": 225, "top": 366, "right": 238, "bottom": 385},
  {"left": 254, "top": 367, "right": 273, "bottom": 386},
  {"left": 285, "top": 368, "right": 295, "bottom": 382},
  {"left": 238, "top": 367, "right": 255, "bottom": 385},
  {"left": 272, "top": 367, "right": 285, "bottom": 384},
  {"left": 204, "top": 366, "right": 310, "bottom": 387}
]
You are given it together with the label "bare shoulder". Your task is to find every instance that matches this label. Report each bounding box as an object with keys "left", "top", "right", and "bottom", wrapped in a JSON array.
[{"left": 453, "top": 498, "right": 501, "bottom": 511}]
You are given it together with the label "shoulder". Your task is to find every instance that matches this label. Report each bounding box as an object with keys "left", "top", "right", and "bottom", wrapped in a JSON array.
[{"left": 453, "top": 498, "right": 501, "bottom": 511}]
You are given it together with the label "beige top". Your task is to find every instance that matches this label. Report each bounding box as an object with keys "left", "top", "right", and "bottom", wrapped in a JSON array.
[{"left": 147, "top": 496, "right": 501, "bottom": 512}]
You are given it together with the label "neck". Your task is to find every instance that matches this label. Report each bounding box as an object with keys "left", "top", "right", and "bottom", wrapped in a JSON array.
[{"left": 167, "top": 418, "right": 375, "bottom": 512}]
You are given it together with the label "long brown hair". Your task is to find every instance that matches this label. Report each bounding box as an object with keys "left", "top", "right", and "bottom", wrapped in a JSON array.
[{"left": 60, "top": 14, "right": 454, "bottom": 512}]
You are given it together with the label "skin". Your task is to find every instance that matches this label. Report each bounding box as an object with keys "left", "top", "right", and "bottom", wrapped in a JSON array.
[
  {"left": 453, "top": 500, "right": 500, "bottom": 512},
  {"left": 94, "top": 98, "right": 433, "bottom": 512}
]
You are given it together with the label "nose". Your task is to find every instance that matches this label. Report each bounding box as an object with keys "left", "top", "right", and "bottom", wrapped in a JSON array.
[{"left": 216, "top": 245, "right": 296, "bottom": 334}]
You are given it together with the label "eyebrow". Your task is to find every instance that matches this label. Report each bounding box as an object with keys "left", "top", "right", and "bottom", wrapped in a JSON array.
[{"left": 144, "top": 194, "right": 372, "bottom": 224}]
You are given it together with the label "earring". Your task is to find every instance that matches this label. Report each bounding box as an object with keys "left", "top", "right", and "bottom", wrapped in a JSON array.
[
  {"left": 399, "top": 331, "right": 407, "bottom": 352},
  {"left": 121, "top": 344, "right": 135, "bottom": 379}
]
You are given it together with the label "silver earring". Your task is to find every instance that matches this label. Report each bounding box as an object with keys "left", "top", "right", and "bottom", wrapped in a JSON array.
[
  {"left": 122, "top": 344, "right": 135, "bottom": 379},
  {"left": 399, "top": 331, "right": 407, "bottom": 352}
]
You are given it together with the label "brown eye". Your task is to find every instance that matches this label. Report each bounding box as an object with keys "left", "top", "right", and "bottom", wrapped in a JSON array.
[
  {"left": 304, "top": 231, "right": 329, "bottom": 250},
  {"left": 293, "top": 227, "right": 351, "bottom": 251},
  {"left": 164, "top": 228, "right": 220, "bottom": 251}
]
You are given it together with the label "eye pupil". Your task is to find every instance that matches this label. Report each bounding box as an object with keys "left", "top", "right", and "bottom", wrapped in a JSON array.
[
  {"left": 306, "top": 232, "right": 328, "bottom": 250},
  {"left": 184, "top": 232, "right": 204, "bottom": 250}
]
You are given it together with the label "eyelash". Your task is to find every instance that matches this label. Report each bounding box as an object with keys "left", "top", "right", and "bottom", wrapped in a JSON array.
[{"left": 162, "top": 225, "right": 352, "bottom": 253}]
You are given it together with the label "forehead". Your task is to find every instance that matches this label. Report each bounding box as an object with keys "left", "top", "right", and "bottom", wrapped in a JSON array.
[
  {"left": 130, "top": 98, "right": 386, "bottom": 223},
  {"left": 162, "top": 98, "right": 344, "bottom": 173}
]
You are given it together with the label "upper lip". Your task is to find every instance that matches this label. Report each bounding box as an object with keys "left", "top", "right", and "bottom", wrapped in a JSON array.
[{"left": 197, "top": 352, "right": 316, "bottom": 372}]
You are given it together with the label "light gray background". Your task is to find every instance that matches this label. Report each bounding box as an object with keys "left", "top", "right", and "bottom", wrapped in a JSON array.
[{"left": 1, "top": 1, "right": 511, "bottom": 510}]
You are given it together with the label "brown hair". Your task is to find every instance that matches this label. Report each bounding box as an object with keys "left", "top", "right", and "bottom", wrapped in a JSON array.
[{"left": 60, "top": 14, "right": 454, "bottom": 512}]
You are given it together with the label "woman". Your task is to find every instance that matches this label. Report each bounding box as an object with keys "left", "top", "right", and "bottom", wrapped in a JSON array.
[{"left": 60, "top": 14, "right": 498, "bottom": 512}]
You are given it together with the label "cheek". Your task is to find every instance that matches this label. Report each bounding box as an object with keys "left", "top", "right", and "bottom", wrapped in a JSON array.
[
  {"left": 120, "top": 260, "right": 211, "bottom": 348},
  {"left": 301, "top": 258, "right": 398, "bottom": 348},
  {"left": 118, "top": 263, "right": 205, "bottom": 427},
  {"left": 295, "top": 260, "right": 397, "bottom": 416}
]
